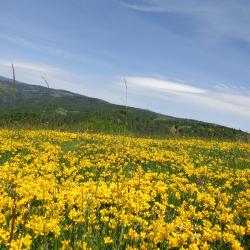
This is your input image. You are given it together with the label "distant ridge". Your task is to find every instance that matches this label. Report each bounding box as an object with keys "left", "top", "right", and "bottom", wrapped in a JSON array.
[{"left": 0, "top": 75, "right": 249, "bottom": 140}]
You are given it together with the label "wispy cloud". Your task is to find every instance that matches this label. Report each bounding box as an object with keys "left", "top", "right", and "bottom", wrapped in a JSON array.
[
  {"left": 120, "top": 0, "right": 250, "bottom": 42},
  {"left": 121, "top": 0, "right": 217, "bottom": 13},
  {"left": 119, "top": 76, "right": 250, "bottom": 119},
  {"left": 0, "top": 60, "right": 88, "bottom": 93},
  {"left": 0, "top": 60, "right": 59, "bottom": 75},
  {"left": 0, "top": 60, "right": 125, "bottom": 107},
  {"left": 123, "top": 76, "right": 206, "bottom": 94}
]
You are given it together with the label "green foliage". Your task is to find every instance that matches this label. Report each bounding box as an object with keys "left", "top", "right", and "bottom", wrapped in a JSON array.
[{"left": 0, "top": 77, "right": 249, "bottom": 141}]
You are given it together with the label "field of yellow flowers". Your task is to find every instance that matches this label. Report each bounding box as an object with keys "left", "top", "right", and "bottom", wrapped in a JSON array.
[{"left": 0, "top": 130, "right": 249, "bottom": 249}]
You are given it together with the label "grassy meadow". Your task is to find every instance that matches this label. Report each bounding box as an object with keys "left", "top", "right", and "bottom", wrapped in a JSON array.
[{"left": 0, "top": 129, "right": 249, "bottom": 249}]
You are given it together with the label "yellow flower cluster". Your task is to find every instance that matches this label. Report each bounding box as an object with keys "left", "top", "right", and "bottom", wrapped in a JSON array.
[{"left": 0, "top": 130, "right": 249, "bottom": 249}]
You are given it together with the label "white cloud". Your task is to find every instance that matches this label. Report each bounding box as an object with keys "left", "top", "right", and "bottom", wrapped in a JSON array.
[
  {"left": 0, "top": 59, "right": 88, "bottom": 93},
  {"left": 124, "top": 76, "right": 206, "bottom": 94},
  {"left": 120, "top": 76, "right": 250, "bottom": 119},
  {"left": 0, "top": 60, "right": 59, "bottom": 75}
]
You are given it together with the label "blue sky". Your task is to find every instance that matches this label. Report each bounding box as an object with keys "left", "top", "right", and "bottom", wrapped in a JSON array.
[{"left": 0, "top": 0, "right": 250, "bottom": 132}]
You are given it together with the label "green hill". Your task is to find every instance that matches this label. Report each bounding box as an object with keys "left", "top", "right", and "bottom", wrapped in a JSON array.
[{"left": 0, "top": 76, "right": 249, "bottom": 141}]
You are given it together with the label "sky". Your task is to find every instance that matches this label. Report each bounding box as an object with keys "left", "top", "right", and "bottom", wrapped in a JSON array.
[{"left": 0, "top": 0, "right": 250, "bottom": 132}]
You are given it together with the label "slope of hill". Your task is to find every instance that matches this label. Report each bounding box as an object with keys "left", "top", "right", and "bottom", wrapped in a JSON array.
[{"left": 0, "top": 76, "right": 249, "bottom": 140}]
